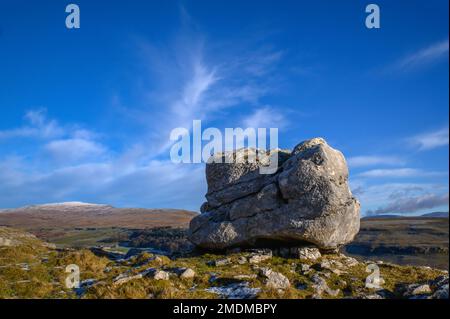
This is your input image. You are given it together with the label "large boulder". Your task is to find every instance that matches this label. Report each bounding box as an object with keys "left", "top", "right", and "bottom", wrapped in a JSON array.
[{"left": 188, "top": 138, "right": 360, "bottom": 250}]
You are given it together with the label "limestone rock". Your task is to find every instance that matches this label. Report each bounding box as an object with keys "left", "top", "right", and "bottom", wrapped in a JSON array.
[
  {"left": 0, "top": 237, "right": 13, "bottom": 247},
  {"left": 208, "top": 258, "right": 231, "bottom": 267},
  {"left": 179, "top": 268, "right": 196, "bottom": 279},
  {"left": 409, "top": 284, "right": 432, "bottom": 296},
  {"left": 311, "top": 274, "right": 340, "bottom": 297},
  {"left": 248, "top": 250, "right": 272, "bottom": 264},
  {"left": 152, "top": 270, "right": 170, "bottom": 281},
  {"left": 297, "top": 247, "right": 322, "bottom": 261},
  {"left": 188, "top": 138, "right": 360, "bottom": 250},
  {"left": 259, "top": 267, "right": 290, "bottom": 290},
  {"left": 205, "top": 282, "right": 261, "bottom": 299}
]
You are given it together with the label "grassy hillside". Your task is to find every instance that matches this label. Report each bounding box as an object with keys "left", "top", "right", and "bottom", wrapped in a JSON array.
[
  {"left": 1, "top": 226, "right": 448, "bottom": 299},
  {"left": 0, "top": 206, "right": 197, "bottom": 229},
  {"left": 345, "top": 217, "right": 449, "bottom": 269}
]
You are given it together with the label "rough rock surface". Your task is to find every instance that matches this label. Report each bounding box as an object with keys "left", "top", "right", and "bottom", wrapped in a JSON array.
[
  {"left": 311, "top": 274, "right": 340, "bottom": 297},
  {"left": 259, "top": 267, "right": 291, "bottom": 290},
  {"left": 179, "top": 268, "right": 196, "bottom": 279},
  {"left": 296, "top": 247, "right": 322, "bottom": 261},
  {"left": 188, "top": 138, "right": 360, "bottom": 250}
]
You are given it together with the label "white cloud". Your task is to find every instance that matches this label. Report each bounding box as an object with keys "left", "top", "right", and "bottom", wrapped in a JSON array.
[
  {"left": 350, "top": 181, "right": 449, "bottom": 216},
  {"left": 128, "top": 12, "right": 286, "bottom": 157},
  {"left": 367, "top": 192, "right": 449, "bottom": 215},
  {"left": 396, "top": 39, "right": 449, "bottom": 70},
  {"left": 0, "top": 10, "right": 288, "bottom": 210},
  {"left": 0, "top": 109, "right": 64, "bottom": 140},
  {"left": 358, "top": 168, "right": 445, "bottom": 178},
  {"left": 0, "top": 158, "right": 205, "bottom": 210},
  {"left": 44, "top": 138, "right": 107, "bottom": 163},
  {"left": 408, "top": 127, "right": 449, "bottom": 151},
  {"left": 347, "top": 155, "right": 404, "bottom": 168},
  {"left": 242, "top": 106, "right": 287, "bottom": 129}
]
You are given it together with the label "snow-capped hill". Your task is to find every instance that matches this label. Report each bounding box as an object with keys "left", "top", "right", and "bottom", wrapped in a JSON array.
[
  {"left": 0, "top": 203, "right": 197, "bottom": 229},
  {"left": 26, "top": 202, "right": 112, "bottom": 209}
]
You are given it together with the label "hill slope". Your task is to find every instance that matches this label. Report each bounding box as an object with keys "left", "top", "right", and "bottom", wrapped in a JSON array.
[
  {"left": 1, "top": 226, "right": 448, "bottom": 299},
  {"left": 345, "top": 217, "right": 449, "bottom": 269},
  {"left": 0, "top": 202, "right": 197, "bottom": 229}
]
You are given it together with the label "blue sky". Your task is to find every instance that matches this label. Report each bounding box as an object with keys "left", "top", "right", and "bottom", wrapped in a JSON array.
[{"left": 0, "top": 0, "right": 448, "bottom": 216}]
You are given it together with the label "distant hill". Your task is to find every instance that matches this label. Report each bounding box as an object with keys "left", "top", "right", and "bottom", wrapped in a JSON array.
[
  {"left": 363, "top": 211, "right": 449, "bottom": 219},
  {"left": 363, "top": 214, "right": 401, "bottom": 219},
  {"left": 345, "top": 216, "right": 449, "bottom": 269},
  {"left": 0, "top": 202, "right": 198, "bottom": 230},
  {"left": 421, "top": 212, "right": 449, "bottom": 218}
]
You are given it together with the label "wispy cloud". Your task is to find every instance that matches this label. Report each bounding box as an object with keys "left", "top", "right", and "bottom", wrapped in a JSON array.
[
  {"left": 350, "top": 181, "right": 449, "bottom": 216},
  {"left": 129, "top": 12, "right": 285, "bottom": 156},
  {"left": 44, "top": 138, "right": 107, "bottom": 163},
  {"left": 0, "top": 9, "right": 288, "bottom": 209},
  {"left": 242, "top": 106, "right": 287, "bottom": 129},
  {"left": 394, "top": 39, "right": 449, "bottom": 71},
  {"left": 366, "top": 192, "right": 449, "bottom": 215},
  {"left": 347, "top": 155, "right": 404, "bottom": 168},
  {"left": 408, "top": 127, "right": 449, "bottom": 151},
  {"left": 0, "top": 109, "right": 64, "bottom": 140},
  {"left": 358, "top": 168, "right": 445, "bottom": 178}
]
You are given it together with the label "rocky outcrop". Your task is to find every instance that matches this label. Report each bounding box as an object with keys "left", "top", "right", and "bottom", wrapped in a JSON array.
[{"left": 188, "top": 138, "right": 360, "bottom": 250}]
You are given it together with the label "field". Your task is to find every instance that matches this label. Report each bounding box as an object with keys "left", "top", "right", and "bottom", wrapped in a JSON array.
[
  {"left": 0, "top": 206, "right": 196, "bottom": 229},
  {"left": 345, "top": 217, "right": 449, "bottom": 269}
]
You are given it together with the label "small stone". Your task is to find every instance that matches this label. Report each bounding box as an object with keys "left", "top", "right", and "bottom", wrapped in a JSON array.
[
  {"left": 210, "top": 258, "right": 231, "bottom": 266},
  {"left": 404, "top": 283, "right": 432, "bottom": 297},
  {"left": 411, "top": 284, "right": 432, "bottom": 295},
  {"left": 248, "top": 254, "right": 272, "bottom": 264},
  {"left": 311, "top": 274, "right": 340, "bottom": 297},
  {"left": 113, "top": 273, "right": 143, "bottom": 286},
  {"left": 152, "top": 270, "right": 170, "bottom": 280},
  {"left": 259, "top": 267, "right": 290, "bottom": 290},
  {"left": 300, "top": 264, "right": 310, "bottom": 273},
  {"left": 205, "top": 282, "right": 260, "bottom": 299},
  {"left": 319, "top": 260, "right": 332, "bottom": 270},
  {"left": 297, "top": 247, "right": 322, "bottom": 261},
  {"left": 179, "top": 268, "right": 195, "bottom": 279},
  {"left": 339, "top": 254, "right": 359, "bottom": 267}
]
